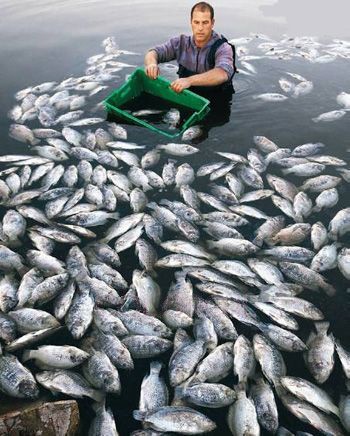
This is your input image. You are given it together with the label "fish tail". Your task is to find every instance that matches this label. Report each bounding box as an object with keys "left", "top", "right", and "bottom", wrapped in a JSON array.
[
  {"left": 98, "top": 236, "right": 110, "bottom": 244},
  {"left": 174, "top": 386, "right": 185, "bottom": 399},
  {"left": 17, "top": 264, "right": 30, "bottom": 277},
  {"left": 90, "top": 389, "right": 105, "bottom": 403},
  {"left": 235, "top": 381, "right": 247, "bottom": 394},
  {"left": 22, "top": 350, "right": 34, "bottom": 362},
  {"left": 149, "top": 361, "right": 163, "bottom": 375},
  {"left": 133, "top": 410, "right": 147, "bottom": 421},
  {"left": 109, "top": 212, "right": 120, "bottom": 220},
  {"left": 320, "top": 282, "right": 337, "bottom": 297},
  {"left": 206, "top": 240, "right": 216, "bottom": 250},
  {"left": 30, "top": 138, "right": 41, "bottom": 146},
  {"left": 248, "top": 294, "right": 261, "bottom": 304},
  {"left": 257, "top": 322, "right": 268, "bottom": 333},
  {"left": 147, "top": 269, "right": 158, "bottom": 279},
  {"left": 314, "top": 321, "right": 330, "bottom": 334},
  {"left": 146, "top": 201, "right": 157, "bottom": 210},
  {"left": 143, "top": 184, "right": 152, "bottom": 192},
  {"left": 252, "top": 235, "right": 263, "bottom": 247},
  {"left": 91, "top": 397, "right": 106, "bottom": 412}
]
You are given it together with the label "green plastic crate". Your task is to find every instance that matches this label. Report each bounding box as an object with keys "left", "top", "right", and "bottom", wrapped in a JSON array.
[{"left": 104, "top": 67, "right": 210, "bottom": 138}]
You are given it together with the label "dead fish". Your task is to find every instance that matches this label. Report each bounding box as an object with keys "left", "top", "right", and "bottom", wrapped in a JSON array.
[
  {"left": 253, "top": 93, "right": 288, "bottom": 102},
  {"left": 182, "top": 125, "right": 203, "bottom": 141}
]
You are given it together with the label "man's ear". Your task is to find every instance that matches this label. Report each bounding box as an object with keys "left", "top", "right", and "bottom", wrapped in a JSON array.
[{"left": 212, "top": 18, "right": 215, "bottom": 28}]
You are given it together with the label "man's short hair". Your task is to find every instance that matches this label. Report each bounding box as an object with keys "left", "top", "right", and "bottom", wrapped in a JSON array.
[{"left": 191, "top": 2, "right": 214, "bottom": 20}]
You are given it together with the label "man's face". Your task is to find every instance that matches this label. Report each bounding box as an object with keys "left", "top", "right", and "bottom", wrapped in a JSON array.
[{"left": 191, "top": 9, "right": 214, "bottom": 45}]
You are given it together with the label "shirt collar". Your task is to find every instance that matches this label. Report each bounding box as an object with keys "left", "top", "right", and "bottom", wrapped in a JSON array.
[{"left": 191, "top": 31, "right": 220, "bottom": 49}]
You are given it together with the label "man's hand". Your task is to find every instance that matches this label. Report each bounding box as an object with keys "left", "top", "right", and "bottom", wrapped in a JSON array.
[
  {"left": 145, "top": 63, "right": 159, "bottom": 80},
  {"left": 170, "top": 78, "right": 192, "bottom": 93}
]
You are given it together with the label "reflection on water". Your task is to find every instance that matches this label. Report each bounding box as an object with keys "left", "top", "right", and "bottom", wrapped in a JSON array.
[{"left": 260, "top": 0, "right": 350, "bottom": 39}]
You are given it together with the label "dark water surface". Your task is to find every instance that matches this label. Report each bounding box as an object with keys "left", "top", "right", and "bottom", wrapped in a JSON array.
[{"left": 1, "top": 1, "right": 350, "bottom": 435}]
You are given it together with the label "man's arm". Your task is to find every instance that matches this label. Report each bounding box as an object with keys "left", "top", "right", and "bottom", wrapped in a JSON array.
[
  {"left": 144, "top": 50, "right": 159, "bottom": 80},
  {"left": 144, "top": 37, "right": 179, "bottom": 79},
  {"left": 171, "top": 67, "right": 228, "bottom": 93}
]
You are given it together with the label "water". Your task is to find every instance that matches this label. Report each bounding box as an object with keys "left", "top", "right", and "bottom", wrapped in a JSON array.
[{"left": 1, "top": 1, "right": 350, "bottom": 435}]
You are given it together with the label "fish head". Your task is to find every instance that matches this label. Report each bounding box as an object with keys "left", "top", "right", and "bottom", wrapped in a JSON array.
[{"left": 19, "top": 379, "right": 39, "bottom": 399}]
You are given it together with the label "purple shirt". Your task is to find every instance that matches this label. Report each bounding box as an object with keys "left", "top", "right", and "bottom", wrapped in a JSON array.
[{"left": 150, "top": 31, "right": 234, "bottom": 80}]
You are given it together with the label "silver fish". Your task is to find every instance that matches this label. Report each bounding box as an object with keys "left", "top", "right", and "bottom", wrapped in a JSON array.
[
  {"left": 304, "top": 322, "right": 335, "bottom": 384},
  {"left": 156, "top": 143, "right": 199, "bottom": 156},
  {"left": 0, "top": 354, "right": 39, "bottom": 399},
  {"left": 36, "top": 370, "right": 103, "bottom": 401},
  {"left": 133, "top": 406, "right": 216, "bottom": 434}
]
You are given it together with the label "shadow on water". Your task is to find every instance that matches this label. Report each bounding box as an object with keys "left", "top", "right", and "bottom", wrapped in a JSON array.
[{"left": 193, "top": 88, "right": 234, "bottom": 143}]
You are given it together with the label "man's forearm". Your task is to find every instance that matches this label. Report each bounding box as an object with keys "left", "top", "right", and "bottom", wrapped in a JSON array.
[
  {"left": 144, "top": 50, "right": 158, "bottom": 66},
  {"left": 188, "top": 67, "right": 229, "bottom": 87}
]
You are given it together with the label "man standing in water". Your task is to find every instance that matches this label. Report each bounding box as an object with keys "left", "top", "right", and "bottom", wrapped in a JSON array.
[{"left": 144, "top": 2, "right": 235, "bottom": 98}]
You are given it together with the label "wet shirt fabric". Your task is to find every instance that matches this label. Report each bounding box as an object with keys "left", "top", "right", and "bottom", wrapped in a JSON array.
[{"left": 150, "top": 31, "right": 234, "bottom": 80}]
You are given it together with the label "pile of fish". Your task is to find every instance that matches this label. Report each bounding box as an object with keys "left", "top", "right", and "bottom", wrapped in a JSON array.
[
  {"left": 231, "top": 34, "right": 350, "bottom": 65},
  {"left": 228, "top": 34, "right": 350, "bottom": 123},
  {"left": 0, "top": 35, "right": 349, "bottom": 435}
]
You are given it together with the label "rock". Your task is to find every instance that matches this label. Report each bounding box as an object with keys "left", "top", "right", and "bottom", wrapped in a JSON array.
[{"left": 0, "top": 399, "right": 79, "bottom": 435}]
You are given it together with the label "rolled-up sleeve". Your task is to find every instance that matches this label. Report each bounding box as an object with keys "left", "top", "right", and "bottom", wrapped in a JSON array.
[
  {"left": 149, "top": 36, "right": 180, "bottom": 63},
  {"left": 215, "top": 43, "right": 234, "bottom": 79}
]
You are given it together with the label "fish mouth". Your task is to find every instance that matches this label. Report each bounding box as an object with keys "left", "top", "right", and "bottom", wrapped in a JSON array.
[{"left": 19, "top": 380, "right": 39, "bottom": 399}]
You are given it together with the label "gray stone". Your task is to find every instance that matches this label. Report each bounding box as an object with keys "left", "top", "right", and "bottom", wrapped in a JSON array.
[{"left": 0, "top": 399, "right": 79, "bottom": 435}]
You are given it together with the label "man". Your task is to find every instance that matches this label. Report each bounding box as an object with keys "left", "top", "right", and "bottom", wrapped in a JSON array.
[{"left": 144, "top": 2, "right": 235, "bottom": 98}]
